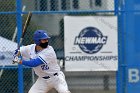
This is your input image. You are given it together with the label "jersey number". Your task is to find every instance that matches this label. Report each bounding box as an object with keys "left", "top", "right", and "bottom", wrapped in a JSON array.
[{"left": 41, "top": 64, "right": 49, "bottom": 70}]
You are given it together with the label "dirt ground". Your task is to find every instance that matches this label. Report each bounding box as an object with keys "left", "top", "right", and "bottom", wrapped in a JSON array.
[{"left": 48, "top": 89, "right": 116, "bottom": 93}]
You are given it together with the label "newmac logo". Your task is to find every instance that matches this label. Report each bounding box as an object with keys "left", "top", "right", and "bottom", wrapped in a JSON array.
[{"left": 74, "top": 27, "right": 108, "bottom": 54}]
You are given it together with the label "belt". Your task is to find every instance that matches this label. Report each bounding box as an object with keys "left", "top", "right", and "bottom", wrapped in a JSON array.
[{"left": 42, "top": 73, "right": 58, "bottom": 79}]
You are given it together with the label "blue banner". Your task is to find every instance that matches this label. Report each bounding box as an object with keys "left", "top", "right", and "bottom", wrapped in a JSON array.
[{"left": 125, "top": 0, "right": 140, "bottom": 93}]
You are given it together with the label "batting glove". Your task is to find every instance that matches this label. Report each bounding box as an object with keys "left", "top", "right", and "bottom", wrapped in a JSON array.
[
  {"left": 12, "top": 56, "right": 22, "bottom": 64},
  {"left": 13, "top": 49, "right": 20, "bottom": 57}
]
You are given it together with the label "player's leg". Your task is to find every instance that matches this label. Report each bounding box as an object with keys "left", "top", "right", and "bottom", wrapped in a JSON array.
[
  {"left": 28, "top": 77, "right": 52, "bottom": 93},
  {"left": 54, "top": 71, "right": 71, "bottom": 93}
]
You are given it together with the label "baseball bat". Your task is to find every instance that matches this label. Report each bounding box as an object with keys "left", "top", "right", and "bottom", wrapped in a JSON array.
[
  {"left": 18, "top": 11, "right": 32, "bottom": 48},
  {"left": 12, "top": 12, "right": 32, "bottom": 64},
  {"left": 0, "top": 11, "right": 32, "bottom": 78}
]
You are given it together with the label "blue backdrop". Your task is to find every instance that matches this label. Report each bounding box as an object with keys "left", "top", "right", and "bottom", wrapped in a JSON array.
[{"left": 118, "top": 0, "right": 140, "bottom": 93}]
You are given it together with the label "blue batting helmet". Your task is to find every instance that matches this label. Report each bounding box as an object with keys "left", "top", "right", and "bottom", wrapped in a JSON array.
[{"left": 33, "top": 30, "right": 50, "bottom": 45}]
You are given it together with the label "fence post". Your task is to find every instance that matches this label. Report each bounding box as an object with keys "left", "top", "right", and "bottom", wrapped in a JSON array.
[
  {"left": 114, "top": 0, "right": 118, "bottom": 15},
  {"left": 115, "top": 1, "right": 119, "bottom": 93},
  {"left": 116, "top": 0, "right": 126, "bottom": 93},
  {"left": 103, "top": 75, "right": 109, "bottom": 90},
  {"left": 16, "top": 0, "right": 24, "bottom": 93}
]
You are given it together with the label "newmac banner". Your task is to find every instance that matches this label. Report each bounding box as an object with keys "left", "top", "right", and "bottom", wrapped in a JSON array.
[{"left": 64, "top": 16, "right": 118, "bottom": 71}]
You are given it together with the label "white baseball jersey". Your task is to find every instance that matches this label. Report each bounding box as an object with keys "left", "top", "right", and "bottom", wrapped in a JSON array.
[
  {"left": 20, "top": 44, "right": 60, "bottom": 77},
  {"left": 20, "top": 44, "right": 70, "bottom": 93}
]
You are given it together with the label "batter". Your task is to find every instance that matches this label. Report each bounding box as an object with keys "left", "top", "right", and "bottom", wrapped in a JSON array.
[{"left": 13, "top": 30, "right": 71, "bottom": 93}]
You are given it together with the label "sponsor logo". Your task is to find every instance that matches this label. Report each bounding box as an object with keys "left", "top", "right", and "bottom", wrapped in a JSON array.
[{"left": 74, "top": 27, "right": 107, "bottom": 54}]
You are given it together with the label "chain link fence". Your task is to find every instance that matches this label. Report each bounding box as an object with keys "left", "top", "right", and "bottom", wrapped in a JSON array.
[{"left": 0, "top": 0, "right": 116, "bottom": 93}]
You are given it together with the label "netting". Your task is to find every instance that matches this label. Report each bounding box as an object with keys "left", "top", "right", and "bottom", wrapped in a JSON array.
[{"left": 0, "top": 0, "right": 116, "bottom": 93}]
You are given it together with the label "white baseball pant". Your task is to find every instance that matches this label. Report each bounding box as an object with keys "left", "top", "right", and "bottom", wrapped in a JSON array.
[{"left": 28, "top": 71, "right": 70, "bottom": 93}]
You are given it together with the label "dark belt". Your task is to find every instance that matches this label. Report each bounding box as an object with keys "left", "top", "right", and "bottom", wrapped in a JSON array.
[{"left": 42, "top": 73, "right": 58, "bottom": 79}]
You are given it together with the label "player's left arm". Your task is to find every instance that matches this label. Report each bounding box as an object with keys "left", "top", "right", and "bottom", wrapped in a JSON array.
[
  {"left": 14, "top": 52, "right": 50, "bottom": 67},
  {"left": 13, "top": 56, "right": 44, "bottom": 67},
  {"left": 20, "top": 58, "right": 44, "bottom": 67}
]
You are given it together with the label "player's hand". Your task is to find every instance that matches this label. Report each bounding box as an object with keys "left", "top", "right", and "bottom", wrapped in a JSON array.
[
  {"left": 13, "top": 49, "right": 20, "bottom": 57},
  {"left": 12, "top": 56, "right": 22, "bottom": 64}
]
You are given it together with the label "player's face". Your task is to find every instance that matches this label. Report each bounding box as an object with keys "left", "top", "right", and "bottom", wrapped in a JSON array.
[
  {"left": 38, "top": 39, "right": 49, "bottom": 48},
  {"left": 40, "top": 39, "right": 48, "bottom": 43}
]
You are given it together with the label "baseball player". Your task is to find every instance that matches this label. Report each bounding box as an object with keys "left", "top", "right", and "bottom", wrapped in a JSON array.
[{"left": 13, "top": 30, "right": 71, "bottom": 93}]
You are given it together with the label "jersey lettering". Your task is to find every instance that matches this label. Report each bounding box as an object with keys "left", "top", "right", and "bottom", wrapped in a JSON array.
[{"left": 41, "top": 64, "right": 49, "bottom": 70}]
